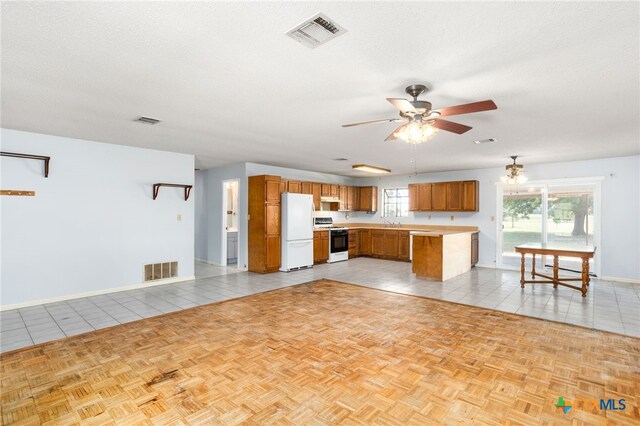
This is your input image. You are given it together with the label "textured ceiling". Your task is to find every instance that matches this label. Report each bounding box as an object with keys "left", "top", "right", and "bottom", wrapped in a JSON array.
[{"left": 2, "top": 2, "right": 639, "bottom": 176}]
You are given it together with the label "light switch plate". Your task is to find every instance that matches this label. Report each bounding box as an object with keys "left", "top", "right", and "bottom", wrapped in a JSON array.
[{"left": 177, "top": 214, "right": 182, "bottom": 221}]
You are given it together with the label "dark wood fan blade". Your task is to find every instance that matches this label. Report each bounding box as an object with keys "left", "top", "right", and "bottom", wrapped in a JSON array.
[
  {"left": 385, "top": 124, "right": 406, "bottom": 141},
  {"left": 386, "top": 98, "right": 416, "bottom": 114},
  {"left": 436, "top": 100, "right": 497, "bottom": 117},
  {"left": 342, "top": 118, "right": 403, "bottom": 128},
  {"left": 432, "top": 119, "right": 472, "bottom": 134}
]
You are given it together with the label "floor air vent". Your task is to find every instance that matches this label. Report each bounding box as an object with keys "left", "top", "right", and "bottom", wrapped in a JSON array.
[
  {"left": 286, "top": 13, "right": 347, "bottom": 49},
  {"left": 144, "top": 262, "right": 178, "bottom": 282}
]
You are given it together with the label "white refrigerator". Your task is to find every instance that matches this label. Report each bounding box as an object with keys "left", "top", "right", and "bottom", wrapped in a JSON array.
[{"left": 280, "top": 193, "right": 314, "bottom": 272}]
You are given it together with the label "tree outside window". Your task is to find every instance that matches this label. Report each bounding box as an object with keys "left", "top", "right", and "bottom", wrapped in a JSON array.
[{"left": 383, "top": 188, "right": 409, "bottom": 217}]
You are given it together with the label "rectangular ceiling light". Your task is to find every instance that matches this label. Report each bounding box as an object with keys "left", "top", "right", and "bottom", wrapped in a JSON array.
[{"left": 352, "top": 164, "right": 391, "bottom": 174}]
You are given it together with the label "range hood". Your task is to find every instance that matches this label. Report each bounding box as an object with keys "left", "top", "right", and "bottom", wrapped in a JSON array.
[{"left": 320, "top": 196, "right": 340, "bottom": 203}]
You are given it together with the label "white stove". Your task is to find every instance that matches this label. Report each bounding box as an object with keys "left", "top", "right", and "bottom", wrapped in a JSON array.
[{"left": 314, "top": 218, "right": 349, "bottom": 263}]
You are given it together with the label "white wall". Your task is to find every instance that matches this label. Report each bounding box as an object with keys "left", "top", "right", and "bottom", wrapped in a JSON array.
[
  {"left": 347, "top": 155, "right": 640, "bottom": 281},
  {"left": 1, "top": 129, "right": 195, "bottom": 308}
]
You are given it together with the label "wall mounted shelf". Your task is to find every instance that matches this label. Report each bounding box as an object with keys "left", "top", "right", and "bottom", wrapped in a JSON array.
[
  {"left": 0, "top": 190, "right": 35, "bottom": 197},
  {"left": 153, "top": 183, "right": 193, "bottom": 201},
  {"left": 1, "top": 151, "right": 51, "bottom": 178}
]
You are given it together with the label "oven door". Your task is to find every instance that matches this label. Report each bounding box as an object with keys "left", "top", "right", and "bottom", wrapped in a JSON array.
[{"left": 330, "top": 230, "right": 349, "bottom": 253}]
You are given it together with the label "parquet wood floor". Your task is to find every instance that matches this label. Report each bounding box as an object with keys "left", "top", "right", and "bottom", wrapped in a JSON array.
[{"left": 1, "top": 280, "right": 639, "bottom": 425}]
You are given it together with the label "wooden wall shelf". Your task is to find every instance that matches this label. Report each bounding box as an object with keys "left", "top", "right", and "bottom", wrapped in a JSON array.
[
  {"left": 1, "top": 151, "right": 50, "bottom": 178},
  {"left": 0, "top": 190, "right": 35, "bottom": 197},
  {"left": 153, "top": 183, "right": 193, "bottom": 201}
]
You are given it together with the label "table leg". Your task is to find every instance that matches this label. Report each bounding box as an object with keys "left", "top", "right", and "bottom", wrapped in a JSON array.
[
  {"left": 531, "top": 254, "right": 536, "bottom": 279},
  {"left": 581, "top": 258, "right": 589, "bottom": 297},
  {"left": 520, "top": 253, "right": 525, "bottom": 288},
  {"left": 553, "top": 256, "right": 559, "bottom": 289}
]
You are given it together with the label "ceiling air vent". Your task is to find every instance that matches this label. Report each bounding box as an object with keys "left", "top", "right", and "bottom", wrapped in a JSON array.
[
  {"left": 286, "top": 13, "right": 347, "bottom": 49},
  {"left": 135, "top": 116, "right": 161, "bottom": 125}
]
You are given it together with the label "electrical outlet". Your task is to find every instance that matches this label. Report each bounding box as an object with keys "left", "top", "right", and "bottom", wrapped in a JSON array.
[
  {"left": 450, "top": 215, "right": 454, "bottom": 221},
  {"left": 428, "top": 215, "right": 431, "bottom": 220},
  {"left": 491, "top": 215, "right": 495, "bottom": 222},
  {"left": 177, "top": 214, "right": 182, "bottom": 221}
]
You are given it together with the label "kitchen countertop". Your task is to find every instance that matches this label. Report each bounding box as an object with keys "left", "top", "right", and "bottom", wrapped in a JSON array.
[{"left": 332, "top": 223, "right": 478, "bottom": 235}]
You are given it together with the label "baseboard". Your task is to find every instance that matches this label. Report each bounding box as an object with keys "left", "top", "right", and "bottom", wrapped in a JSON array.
[
  {"left": 195, "top": 258, "right": 224, "bottom": 267},
  {"left": 474, "top": 263, "right": 496, "bottom": 269},
  {"left": 601, "top": 275, "right": 640, "bottom": 284},
  {"left": 0, "top": 275, "right": 196, "bottom": 311}
]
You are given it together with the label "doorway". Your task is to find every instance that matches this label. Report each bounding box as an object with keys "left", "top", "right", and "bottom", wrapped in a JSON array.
[
  {"left": 222, "top": 180, "right": 239, "bottom": 266},
  {"left": 497, "top": 178, "right": 602, "bottom": 276}
]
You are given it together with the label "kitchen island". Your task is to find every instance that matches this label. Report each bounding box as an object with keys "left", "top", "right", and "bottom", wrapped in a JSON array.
[{"left": 411, "top": 231, "right": 475, "bottom": 281}]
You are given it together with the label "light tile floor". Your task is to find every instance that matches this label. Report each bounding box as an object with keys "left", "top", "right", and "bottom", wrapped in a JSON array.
[{"left": 1, "top": 259, "right": 638, "bottom": 353}]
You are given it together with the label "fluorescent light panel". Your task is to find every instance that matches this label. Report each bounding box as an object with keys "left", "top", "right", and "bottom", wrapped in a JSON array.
[{"left": 352, "top": 164, "right": 391, "bottom": 174}]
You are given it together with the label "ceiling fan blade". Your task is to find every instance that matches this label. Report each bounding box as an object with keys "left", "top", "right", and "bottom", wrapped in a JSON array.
[
  {"left": 342, "top": 118, "right": 403, "bottom": 128},
  {"left": 432, "top": 119, "right": 473, "bottom": 134},
  {"left": 386, "top": 98, "right": 416, "bottom": 114},
  {"left": 435, "top": 100, "right": 497, "bottom": 117},
  {"left": 385, "top": 124, "right": 406, "bottom": 141}
]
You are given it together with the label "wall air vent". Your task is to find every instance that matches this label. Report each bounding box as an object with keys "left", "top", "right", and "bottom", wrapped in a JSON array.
[
  {"left": 286, "top": 13, "right": 347, "bottom": 49},
  {"left": 144, "top": 261, "right": 178, "bottom": 282},
  {"left": 135, "top": 116, "right": 161, "bottom": 125}
]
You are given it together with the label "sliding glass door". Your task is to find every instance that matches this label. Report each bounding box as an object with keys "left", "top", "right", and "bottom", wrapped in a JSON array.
[{"left": 497, "top": 179, "right": 600, "bottom": 275}]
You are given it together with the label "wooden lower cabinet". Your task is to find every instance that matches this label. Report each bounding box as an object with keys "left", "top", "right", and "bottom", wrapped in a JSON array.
[
  {"left": 471, "top": 231, "right": 479, "bottom": 266},
  {"left": 383, "top": 231, "right": 399, "bottom": 258},
  {"left": 359, "top": 229, "right": 371, "bottom": 256},
  {"left": 371, "top": 231, "right": 385, "bottom": 257},
  {"left": 399, "top": 231, "right": 410, "bottom": 261},
  {"left": 313, "top": 231, "right": 329, "bottom": 264},
  {"left": 348, "top": 229, "right": 358, "bottom": 258}
]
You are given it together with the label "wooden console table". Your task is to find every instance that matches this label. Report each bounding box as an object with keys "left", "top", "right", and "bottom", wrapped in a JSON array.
[{"left": 515, "top": 243, "right": 595, "bottom": 297}]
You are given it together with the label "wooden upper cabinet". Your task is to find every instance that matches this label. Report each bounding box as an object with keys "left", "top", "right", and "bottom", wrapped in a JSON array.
[
  {"left": 409, "top": 180, "right": 479, "bottom": 212},
  {"left": 446, "top": 181, "right": 463, "bottom": 211},
  {"left": 288, "top": 180, "right": 302, "bottom": 194},
  {"left": 330, "top": 185, "right": 339, "bottom": 197},
  {"left": 358, "top": 186, "right": 378, "bottom": 211},
  {"left": 431, "top": 183, "right": 447, "bottom": 211},
  {"left": 321, "top": 184, "right": 331, "bottom": 196},
  {"left": 301, "top": 182, "right": 313, "bottom": 195},
  {"left": 418, "top": 184, "right": 432, "bottom": 211},
  {"left": 339, "top": 186, "right": 348, "bottom": 211},
  {"left": 462, "top": 181, "right": 479, "bottom": 212},
  {"left": 312, "top": 183, "right": 322, "bottom": 210},
  {"left": 347, "top": 186, "right": 356, "bottom": 211},
  {"left": 279, "top": 180, "right": 287, "bottom": 194},
  {"left": 408, "top": 184, "right": 419, "bottom": 211},
  {"left": 266, "top": 179, "right": 281, "bottom": 203}
]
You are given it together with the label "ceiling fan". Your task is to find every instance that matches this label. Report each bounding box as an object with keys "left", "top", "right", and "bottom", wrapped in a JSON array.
[{"left": 342, "top": 84, "right": 497, "bottom": 143}]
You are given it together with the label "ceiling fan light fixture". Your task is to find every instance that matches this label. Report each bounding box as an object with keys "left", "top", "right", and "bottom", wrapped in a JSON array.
[
  {"left": 500, "top": 155, "right": 528, "bottom": 184},
  {"left": 394, "top": 121, "right": 439, "bottom": 144},
  {"left": 352, "top": 164, "right": 391, "bottom": 174}
]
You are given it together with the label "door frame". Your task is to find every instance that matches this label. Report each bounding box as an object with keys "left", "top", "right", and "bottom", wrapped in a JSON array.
[
  {"left": 221, "top": 179, "right": 240, "bottom": 267},
  {"left": 496, "top": 176, "right": 602, "bottom": 277}
]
